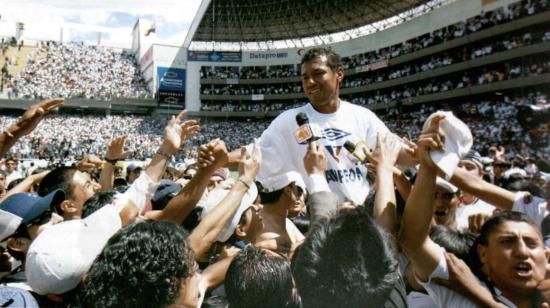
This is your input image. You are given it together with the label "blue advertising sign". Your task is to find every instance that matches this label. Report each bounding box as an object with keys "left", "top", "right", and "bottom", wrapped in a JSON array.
[
  {"left": 187, "top": 50, "right": 242, "bottom": 62},
  {"left": 157, "top": 67, "right": 186, "bottom": 92}
]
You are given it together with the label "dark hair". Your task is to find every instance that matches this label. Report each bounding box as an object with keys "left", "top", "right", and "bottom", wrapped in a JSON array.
[
  {"left": 225, "top": 207, "right": 250, "bottom": 244},
  {"left": 0, "top": 169, "right": 6, "bottom": 178},
  {"left": 81, "top": 191, "right": 117, "bottom": 218},
  {"left": 38, "top": 167, "right": 77, "bottom": 213},
  {"left": 79, "top": 221, "right": 196, "bottom": 308},
  {"left": 430, "top": 225, "right": 476, "bottom": 261},
  {"left": 259, "top": 189, "right": 285, "bottom": 204},
  {"left": 291, "top": 206, "right": 405, "bottom": 308},
  {"left": 113, "top": 177, "right": 128, "bottom": 188},
  {"left": 257, "top": 181, "right": 285, "bottom": 204},
  {"left": 300, "top": 47, "right": 342, "bottom": 72},
  {"left": 506, "top": 180, "right": 545, "bottom": 198},
  {"left": 477, "top": 211, "right": 540, "bottom": 247},
  {"left": 226, "top": 246, "right": 296, "bottom": 308},
  {"left": 290, "top": 211, "right": 310, "bottom": 234}
]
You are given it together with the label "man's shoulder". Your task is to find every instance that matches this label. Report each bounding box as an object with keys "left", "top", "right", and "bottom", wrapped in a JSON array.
[
  {"left": 269, "top": 104, "right": 308, "bottom": 128},
  {"left": 340, "top": 100, "right": 379, "bottom": 117}
]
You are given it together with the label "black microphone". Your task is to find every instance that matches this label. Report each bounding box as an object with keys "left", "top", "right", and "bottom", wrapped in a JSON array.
[
  {"left": 296, "top": 112, "right": 309, "bottom": 127},
  {"left": 294, "top": 112, "right": 322, "bottom": 144},
  {"left": 344, "top": 140, "right": 370, "bottom": 163}
]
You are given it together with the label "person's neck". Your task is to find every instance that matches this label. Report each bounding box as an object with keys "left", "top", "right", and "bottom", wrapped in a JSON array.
[
  {"left": 262, "top": 202, "right": 287, "bottom": 227},
  {"left": 313, "top": 98, "right": 340, "bottom": 114},
  {"left": 499, "top": 288, "right": 534, "bottom": 308}
]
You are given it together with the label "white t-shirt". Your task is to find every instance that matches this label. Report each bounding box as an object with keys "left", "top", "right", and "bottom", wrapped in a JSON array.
[
  {"left": 407, "top": 291, "right": 438, "bottom": 308},
  {"left": 417, "top": 248, "right": 516, "bottom": 308},
  {"left": 455, "top": 199, "right": 496, "bottom": 231},
  {"left": 256, "top": 100, "right": 390, "bottom": 205},
  {"left": 512, "top": 191, "right": 548, "bottom": 226}
]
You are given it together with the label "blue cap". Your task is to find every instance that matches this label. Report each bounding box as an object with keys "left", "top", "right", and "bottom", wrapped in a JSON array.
[
  {"left": 0, "top": 189, "right": 65, "bottom": 225},
  {"left": 0, "top": 287, "right": 39, "bottom": 307}
]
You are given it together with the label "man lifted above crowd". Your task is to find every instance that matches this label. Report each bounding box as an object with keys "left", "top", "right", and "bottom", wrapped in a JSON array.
[{"left": 222, "top": 47, "right": 414, "bottom": 212}]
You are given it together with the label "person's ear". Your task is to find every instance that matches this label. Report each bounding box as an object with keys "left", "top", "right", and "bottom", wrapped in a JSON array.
[
  {"left": 477, "top": 243, "right": 488, "bottom": 265},
  {"left": 6, "top": 237, "right": 30, "bottom": 253},
  {"left": 60, "top": 200, "right": 76, "bottom": 214},
  {"left": 235, "top": 223, "right": 247, "bottom": 238},
  {"left": 336, "top": 67, "right": 344, "bottom": 82}
]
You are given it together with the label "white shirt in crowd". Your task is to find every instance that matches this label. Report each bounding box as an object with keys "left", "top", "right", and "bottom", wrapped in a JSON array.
[
  {"left": 455, "top": 198, "right": 496, "bottom": 231},
  {"left": 254, "top": 100, "right": 390, "bottom": 205}
]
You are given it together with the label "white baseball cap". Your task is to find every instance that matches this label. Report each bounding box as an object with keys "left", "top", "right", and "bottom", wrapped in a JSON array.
[
  {"left": 259, "top": 171, "right": 306, "bottom": 193},
  {"left": 423, "top": 111, "right": 472, "bottom": 180},
  {"left": 26, "top": 204, "right": 122, "bottom": 295},
  {"left": 436, "top": 177, "right": 458, "bottom": 193}
]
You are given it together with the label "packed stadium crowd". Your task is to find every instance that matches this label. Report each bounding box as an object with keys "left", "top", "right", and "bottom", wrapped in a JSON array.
[
  {"left": 199, "top": 0, "right": 548, "bottom": 82},
  {"left": 0, "top": 0, "right": 550, "bottom": 306},
  {"left": 5, "top": 41, "right": 151, "bottom": 100},
  {"left": 1, "top": 92, "right": 548, "bottom": 164},
  {"left": 201, "top": 57, "right": 548, "bottom": 110}
]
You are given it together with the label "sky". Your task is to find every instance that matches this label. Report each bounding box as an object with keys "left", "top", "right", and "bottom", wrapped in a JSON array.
[{"left": 0, "top": 0, "right": 203, "bottom": 48}]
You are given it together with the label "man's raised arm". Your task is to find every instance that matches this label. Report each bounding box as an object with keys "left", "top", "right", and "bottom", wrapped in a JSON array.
[{"left": 0, "top": 98, "right": 64, "bottom": 157}]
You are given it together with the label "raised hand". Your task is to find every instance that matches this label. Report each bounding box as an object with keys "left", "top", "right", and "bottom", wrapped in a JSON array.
[
  {"left": 303, "top": 142, "right": 327, "bottom": 175},
  {"left": 107, "top": 135, "right": 133, "bottom": 161},
  {"left": 416, "top": 114, "right": 446, "bottom": 169},
  {"left": 197, "top": 138, "right": 229, "bottom": 170},
  {"left": 370, "top": 133, "right": 402, "bottom": 170},
  {"left": 76, "top": 154, "right": 104, "bottom": 171},
  {"left": 161, "top": 110, "right": 199, "bottom": 156},
  {"left": 238, "top": 141, "right": 261, "bottom": 185},
  {"left": 8, "top": 98, "right": 64, "bottom": 137}
]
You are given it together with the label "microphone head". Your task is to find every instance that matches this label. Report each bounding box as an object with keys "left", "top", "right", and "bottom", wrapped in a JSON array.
[
  {"left": 296, "top": 112, "right": 309, "bottom": 126},
  {"left": 343, "top": 140, "right": 356, "bottom": 153}
]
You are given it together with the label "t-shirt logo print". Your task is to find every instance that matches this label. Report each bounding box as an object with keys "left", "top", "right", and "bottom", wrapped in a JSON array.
[
  {"left": 325, "top": 145, "right": 343, "bottom": 162},
  {"left": 323, "top": 128, "right": 351, "bottom": 141}
]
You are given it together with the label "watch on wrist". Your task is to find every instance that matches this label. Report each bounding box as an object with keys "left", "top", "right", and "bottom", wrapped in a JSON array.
[{"left": 104, "top": 157, "right": 119, "bottom": 164}]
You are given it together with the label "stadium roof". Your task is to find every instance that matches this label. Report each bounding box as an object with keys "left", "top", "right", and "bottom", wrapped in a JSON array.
[{"left": 185, "top": 0, "right": 449, "bottom": 50}]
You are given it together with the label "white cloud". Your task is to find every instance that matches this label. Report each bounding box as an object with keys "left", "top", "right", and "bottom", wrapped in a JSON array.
[{"left": 0, "top": 0, "right": 202, "bottom": 48}]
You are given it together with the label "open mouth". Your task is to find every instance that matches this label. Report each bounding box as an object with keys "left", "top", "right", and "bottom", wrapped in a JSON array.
[
  {"left": 308, "top": 88, "right": 321, "bottom": 95},
  {"left": 515, "top": 262, "right": 533, "bottom": 276}
]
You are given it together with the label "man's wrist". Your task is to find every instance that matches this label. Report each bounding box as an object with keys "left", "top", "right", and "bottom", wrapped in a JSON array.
[
  {"left": 158, "top": 143, "right": 177, "bottom": 157},
  {"left": 104, "top": 157, "right": 119, "bottom": 164},
  {"left": 156, "top": 149, "right": 173, "bottom": 161}
]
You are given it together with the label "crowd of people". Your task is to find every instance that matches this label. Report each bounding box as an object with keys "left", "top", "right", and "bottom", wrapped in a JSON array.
[
  {"left": 198, "top": 0, "right": 548, "bottom": 83},
  {"left": 200, "top": 14, "right": 549, "bottom": 111},
  {"left": 0, "top": 0, "right": 549, "bottom": 306},
  {"left": 1, "top": 92, "right": 548, "bottom": 169},
  {"left": 1, "top": 47, "right": 550, "bottom": 308},
  {"left": 201, "top": 64, "right": 299, "bottom": 79},
  {"left": 341, "top": 0, "right": 546, "bottom": 68},
  {"left": 202, "top": 57, "right": 549, "bottom": 110},
  {"left": 6, "top": 41, "right": 151, "bottom": 100}
]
